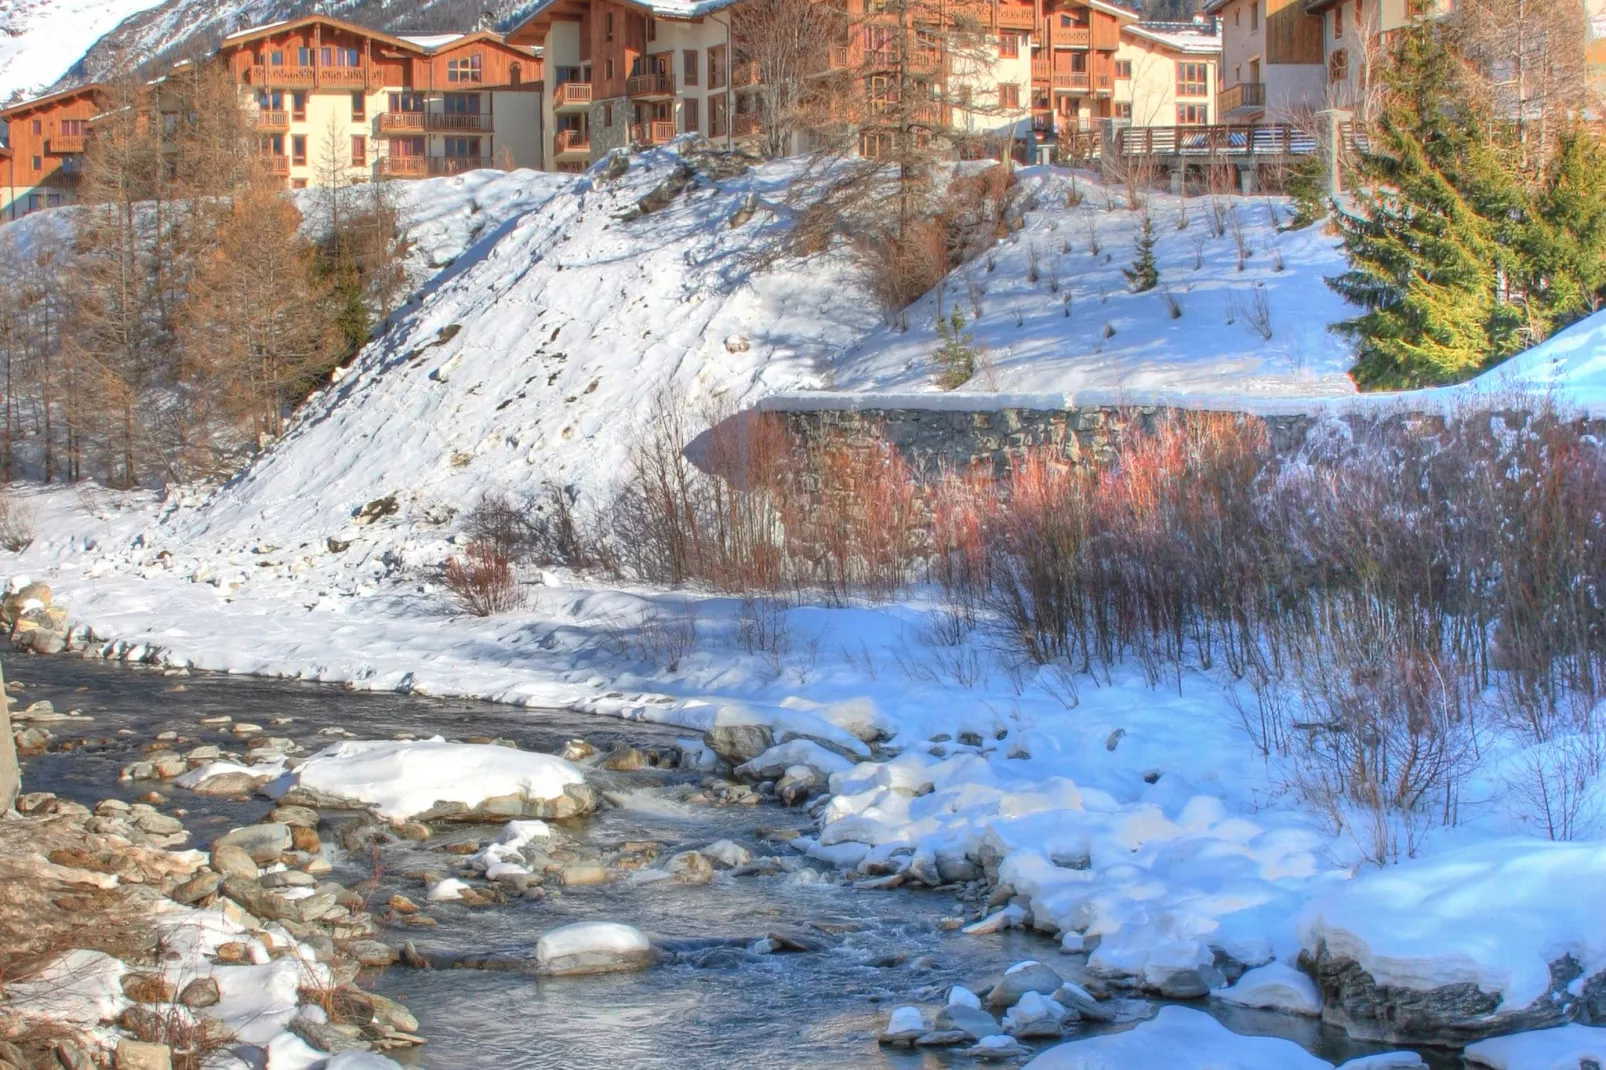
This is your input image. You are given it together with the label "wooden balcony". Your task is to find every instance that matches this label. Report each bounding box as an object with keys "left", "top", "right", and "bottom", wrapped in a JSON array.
[
  {"left": 45, "top": 134, "right": 86, "bottom": 153},
  {"left": 378, "top": 111, "right": 426, "bottom": 134},
  {"left": 380, "top": 156, "right": 429, "bottom": 177},
  {"left": 315, "top": 66, "right": 370, "bottom": 88},
  {"left": 256, "top": 110, "right": 290, "bottom": 132},
  {"left": 731, "top": 112, "right": 762, "bottom": 138},
  {"left": 996, "top": 5, "right": 1035, "bottom": 29},
  {"left": 249, "top": 64, "right": 316, "bottom": 88},
  {"left": 627, "top": 71, "right": 675, "bottom": 98},
  {"left": 429, "top": 156, "right": 494, "bottom": 175},
  {"left": 553, "top": 81, "right": 592, "bottom": 110},
  {"left": 629, "top": 119, "right": 676, "bottom": 144},
  {"left": 554, "top": 128, "right": 590, "bottom": 156},
  {"left": 1217, "top": 81, "right": 1266, "bottom": 115},
  {"left": 1055, "top": 69, "right": 1090, "bottom": 90},
  {"left": 261, "top": 154, "right": 290, "bottom": 175},
  {"left": 1031, "top": 57, "right": 1050, "bottom": 80},
  {"left": 1053, "top": 26, "right": 1090, "bottom": 47},
  {"left": 426, "top": 112, "right": 493, "bottom": 132}
]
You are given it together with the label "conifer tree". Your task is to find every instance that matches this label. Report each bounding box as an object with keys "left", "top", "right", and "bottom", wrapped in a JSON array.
[
  {"left": 1522, "top": 131, "right": 1606, "bottom": 331},
  {"left": 1327, "top": 25, "right": 1525, "bottom": 388},
  {"left": 932, "top": 308, "right": 979, "bottom": 389},
  {"left": 1124, "top": 213, "right": 1158, "bottom": 293}
]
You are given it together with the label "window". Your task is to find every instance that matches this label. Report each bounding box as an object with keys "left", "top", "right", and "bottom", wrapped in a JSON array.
[
  {"left": 297, "top": 47, "right": 311, "bottom": 66},
  {"left": 351, "top": 92, "right": 366, "bottom": 121},
  {"left": 61, "top": 119, "right": 85, "bottom": 136},
  {"left": 291, "top": 135, "right": 307, "bottom": 165},
  {"left": 31, "top": 119, "right": 41, "bottom": 135},
  {"left": 605, "top": 58, "right": 614, "bottom": 79},
  {"left": 31, "top": 156, "right": 41, "bottom": 173},
  {"left": 604, "top": 103, "right": 614, "bottom": 126},
  {"left": 1177, "top": 102, "right": 1208, "bottom": 124},
  {"left": 389, "top": 92, "right": 424, "bottom": 112},
  {"left": 444, "top": 93, "right": 482, "bottom": 115},
  {"left": 292, "top": 92, "right": 307, "bottom": 120},
  {"left": 1329, "top": 48, "right": 1348, "bottom": 81},
  {"left": 999, "top": 33, "right": 1019, "bottom": 58},
  {"left": 998, "top": 82, "right": 1020, "bottom": 108},
  {"left": 26, "top": 193, "right": 42, "bottom": 213},
  {"left": 646, "top": 16, "right": 655, "bottom": 41},
  {"left": 1333, "top": 5, "right": 1343, "bottom": 35},
  {"left": 1250, "top": 1, "right": 1258, "bottom": 28},
  {"left": 684, "top": 97, "right": 700, "bottom": 133},
  {"left": 260, "top": 134, "right": 283, "bottom": 156},
  {"left": 1114, "top": 101, "right": 1133, "bottom": 119},
  {"left": 709, "top": 45, "right": 727, "bottom": 89},
  {"left": 292, "top": 178, "right": 308, "bottom": 189},
  {"left": 606, "top": 10, "right": 615, "bottom": 39},
  {"left": 270, "top": 50, "right": 284, "bottom": 66},
  {"left": 319, "top": 47, "right": 360, "bottom": 67},
  {"left": 683, "top": 49, "right": 699, "bottom": 86},
  {"left": 444, "top": 136, "right": 482, "bottom": 158},
  {"left": 448, "top": 54, "right": 483, "bottom": 83},
  {"left": 1114, "top": 59, "right": 1131, "bottom": 78},
  {"left": 351, "top": 135, "right": 367, "bottom": 166},
  {"left": 711, "top": 93, "right": 728, "bottom": 136},
  {"left": 1176, "top": 61, "right": 1208, "bottom": 96}
]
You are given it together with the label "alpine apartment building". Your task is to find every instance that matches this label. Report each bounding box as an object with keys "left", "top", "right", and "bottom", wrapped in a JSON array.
[{"left": 0, "top": 0, "right": 1220, "bottom": 214}]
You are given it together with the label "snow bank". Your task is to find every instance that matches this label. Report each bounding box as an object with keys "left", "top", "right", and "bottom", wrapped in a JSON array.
[
  {"left": 1297, "top": 840, "right": 1606, "bottom": 1008},
  {"left": 1464, "top": 1024, "right": 1606, "bottom": 1069},
  {"left": 283, "top": 738, "right": 587, "bottom": 821},
  {"left": 1, "top": 948, "right": 128, "bottom": 1027},
  {"left": 1021, "top": 1006, "right": 1332, "bottom": 1069}
]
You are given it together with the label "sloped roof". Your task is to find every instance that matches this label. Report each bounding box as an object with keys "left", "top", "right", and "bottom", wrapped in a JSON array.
[
  {"left": 1123, "top": 23, "right": 1221, "bottom": 52},
  {"left": 0, "top": 83, "right": 106, "bottom": 120}
]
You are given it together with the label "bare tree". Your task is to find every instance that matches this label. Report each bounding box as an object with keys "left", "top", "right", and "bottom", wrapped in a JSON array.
[{"left": 730, "top": 0, "right": 842, "bottom": 158}]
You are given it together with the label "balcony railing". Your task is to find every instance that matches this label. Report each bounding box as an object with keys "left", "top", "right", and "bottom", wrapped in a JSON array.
[
  {"left": 248, "top": 64, "right": 383, "bottom": 89},
  {"left": 554, "top": 128, "right": 590, "bottom": 155},
  {"left": 996, "top": 5, "right": 1035, "bottom": 29},
  {"left": 256, "top": 110, "right": 290, "bottom": 131},
  {"left": 1217, "top": 82, "right": 1267, "bottom": 114},
  {"left": 378, "top": 112, "right": 426, "bottom": 133},
  {"left": 627, "top": 71, "right": 674, "bottom": 97},
  {"left": 380, "top": 156, "right": 429, "bottom": 177},
  {"left": 45, "top": 134, "right": 86, "bottom": 153},
  {"left": 629, "top": 119, "right": 677, "bottom": 144},
  {"left": 1054, "top": 26, "right": 1091, "bottom": 47},
  {"left": 426, "top": 113, "right": 493, "bottom": 132},
  {"left": 261, "top": 154, "right": 290, "bottom": 175},
  {"left": 380, "top": 156, "right": 495, "bottom": 177},
  {"left": 1055, "top": 69, "right": 1090, "bottom": 90},
  {"left": 315, "top": 66, "right": 369, "bottom": 88},
  {"left": 553, "top": 81, "right": 592, "bottom": 109},
  {"left": 731, "top": 112, "right": 762, "bottom": 138},
  {"left": 249, "top": 65, "right": 316, "bottom": 87},
  {"left": 430, "top": 156, "right": 494, "bottom": 175},
  {"left": 1031, "top": 57, "right": 1050, "bottom": 80}
]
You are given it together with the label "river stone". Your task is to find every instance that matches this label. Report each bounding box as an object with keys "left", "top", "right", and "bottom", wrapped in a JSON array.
[
  {"left": 179, "top": 978, "right": 220, "bottom": 1008},
  {"left": 214, "top": 822, "right": 290, "bottom": 863},
  {"left": 122, "top": 974, "right": 176, "bottom": 1004},
  {"left": 290, "top": 1020, "right": 369, "bottom": 1055},
  {"left": 935, "top": 1003, "right": 1006, "bottom": 1040},
  {"left": 703, "top": 721, "right": 774, "bottom": 766},
  {"left": 560, "top": 865, "right": 609, "bottom": 887},
  {"left": 1304, "top": 946, "right": 1576, "bottom": 1044},
  {"left": 269, "top": 805, "right": 319, "bottom": 828},
  {"left": 211, "top": 844, "right": 260, "bottom": 880},
  {"left": 1003, "top": 990, "right": 1066, "bottom": 1038},
  {"left": 114, "top": 1040, "right": 172, "bottom": 1070},
  {"left": 222, "top": 877, "right": 338, "bottom": 924},
  {"left": 879, "top": 1006, "right": 925, "bottom": 1047},
  {"left": 189, "top": 771, "right": 264, "bottom": 796},
  {"left": 987, "top": 961, "right": 1064, "bottom": 1009},
  {"left": 171, "top": 870, "right": 223, "bottom": 904},
  {"left": 774, "top": 767, "right": 821, "bottom": 807},
  {"left": 534, "top": 921, "right": 658, "bottom": 976},
  {"left": 666, "top": 850, "right": 715, "bottom": 884},
  {"left": 967, "top": 1035, "right": 1027, "bottom": 1061},
  {"left": 1155, "top": 964, "right": 1227, "bottom": 999},
  {"left": 342, "top": 940, "right": 401, "bottom": 967},
  {"left": 415, "top": 783, "right": 598, "bottom": 823},
  {"left": 259, "top": 869, "right": 316, "bottom": 889},
  {"left": 701, "top": 840, "right": 752, "bottom": 868},
  {"left": 369, "top": 993, "right": 419, "bottom": 1035},
  {"left": 1053, "top": 983, "right": 1116, "bottom": 1022}
]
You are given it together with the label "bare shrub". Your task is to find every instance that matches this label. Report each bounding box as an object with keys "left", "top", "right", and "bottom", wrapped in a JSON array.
[
  {"left": 0, "top": 495, "right": 34, "bottom": 552},
  {"left": 737, "top": 592, "right": 791, "bottom": 677},
  {"left": 1026, "top": 241, "right": 1041, "bottom": 284},
  {"left": 965, "top": 270, "right": 985, "bottom": 319},
  {"left": 1208, "top": 197, "right": 1228, "bottom": 238},
  {"left": 1245, "top": 285, "right": 1273, "bottom": 339},
  {"left": 1508, "top": 732, "right": 1601, "bottom": 840},
  {"left": 856, "top": 220, "right": 949, "bottom": 328},
  {"left": 442, "top": 540, "right": 524, "bottom": 616},
  {"left": 618, "top": 603, "right": 700, "bottom": 671},
  {"left": 1176, "top": 202, "right": 1190, "bottom": 231},
  {"left": 1227, "top": 205, "right": 1250, "bottom": 269},
  {"left": 1190, "top": 233, "right": 1206, "bottom": 270},
  {"left": 1084, "top": 217, "right": 1101, "bottom": 255},
  {"left": 1162, "top": 290, "right": 1182, "bottom": 319},
  {"left": 464, "top": 491, "right": 534, "bottom": 560}
]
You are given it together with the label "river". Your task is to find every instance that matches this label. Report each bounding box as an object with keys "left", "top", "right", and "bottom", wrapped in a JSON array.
[{"left": 10, "top": 655, "right": 1456, "bottom": 1069}]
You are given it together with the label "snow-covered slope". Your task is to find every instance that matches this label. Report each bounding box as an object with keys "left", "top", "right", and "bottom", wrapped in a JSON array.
[
  {"left": 0, "top": 0, "right": 168, "bottom": 99},
  {"left": 834, "top": 167, "right": 1360, "bottom": 399}
]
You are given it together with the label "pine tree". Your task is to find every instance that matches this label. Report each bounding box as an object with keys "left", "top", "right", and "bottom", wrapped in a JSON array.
[
  {"left": 1124, "top": 214, "right": 1158, "bottom": 293},
  {"left": 932, "top": 308, "right": 979, "bottom": 389},
  {"left": 1327, "top": 25, "right": 1526, "bottom": 388},
  {"left": 1522, "top": 131, "right": 1606, "bottom": 332}
]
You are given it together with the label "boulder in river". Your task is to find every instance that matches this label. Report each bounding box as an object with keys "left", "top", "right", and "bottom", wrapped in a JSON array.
[
  {"left": 987, "top": 960, "right": 1063, "bottom": 1009},
  {"left": 213, "top": 822, "right": 290, "bottom": 864},
  {"left": 533, "top": 921, "right": 658, "bottom": 976}
]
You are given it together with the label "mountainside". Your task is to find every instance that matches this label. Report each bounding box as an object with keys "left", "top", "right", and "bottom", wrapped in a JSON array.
[{"left": 0, "top": 0, "right": 170, "bottom": 100}]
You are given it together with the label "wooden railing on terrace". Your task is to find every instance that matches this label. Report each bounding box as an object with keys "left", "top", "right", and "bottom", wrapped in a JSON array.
[
  {"left": 45, "top": 134, "right": 86, "bottom": 153},
  {"left": 627, "top": 70, "right": 674, "bottom": 96},
  {"left": 630, "top": 120, "right": 677, "bottom": 144},
  {"left": 552, "top": 82, "right": 592, "bottom": 108},
  {"left": 426, "top": 113, "right": 493, "bottom": 132},
  {"left": 1217, "top": 82, "right": 1266, "bottom": 114},
  {"left": 554, "top": 128, "right": 590, "bottom": 154}
]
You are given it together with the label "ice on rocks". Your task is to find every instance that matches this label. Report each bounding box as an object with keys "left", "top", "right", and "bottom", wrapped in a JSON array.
[
  {"left": 1021, "top": 1006, "right": 1333, "bottom": 1069},
  {"left": 534, "top": 921, "right": 656, "bottom": 976},
  {"left": 948, "top": 985, "right": 983, "bottom": 1009},
  {"left": 427, "top": 878, "right": 472, "bottom": 902},
  {"left": 280, "top": 738, "right": 587, "bottom": 822},
  {"left": 1213, "top": 960, "right": 1323, "bottom": 1016}
]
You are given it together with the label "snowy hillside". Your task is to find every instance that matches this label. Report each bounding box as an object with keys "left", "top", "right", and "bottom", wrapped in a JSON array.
[
  {"left": 0, "top": 0, "right": 167, "bottom": 99},
  {"left": 834, "top": 167, "right": 1359, "bottom": 398}
]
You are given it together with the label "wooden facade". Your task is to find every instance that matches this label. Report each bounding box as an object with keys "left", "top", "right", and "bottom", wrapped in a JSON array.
[
  {"left": 1266, "top": 0, "right": 1323, "bottom": 64},
  {"left": 217, "top": 19, "right": 542, "bottom": 92},
  {"left": 1, "top": 84, "right": 103, "bottom": 220}
]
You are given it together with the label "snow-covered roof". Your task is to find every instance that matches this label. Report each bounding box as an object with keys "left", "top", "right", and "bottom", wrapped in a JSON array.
[
  {"left": 510, "top": 0, "right": 741, "bottom": 33},
  {"left": 0, "top": 82, "right": 105, "bottom": 118},
  {"left": 1123, "top": 23, "right": 1221, "bottom": 52},
  {"left": 1084, "top": 0, "right": 1142, "bottom": 20},
  {"left": 398, "top": 33, "right": 467, "bottom": 48},
  {"left": 223, "top": 19, "right": 288, "bottom": 41}
]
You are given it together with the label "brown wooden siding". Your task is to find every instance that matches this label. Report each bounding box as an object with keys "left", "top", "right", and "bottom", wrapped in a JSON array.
[
  {"left": 1266, "top": 0, "right": 1322, "bottom": 63},
  {"left": 2, "top": 91, "right": 99, "bottom": 191}
]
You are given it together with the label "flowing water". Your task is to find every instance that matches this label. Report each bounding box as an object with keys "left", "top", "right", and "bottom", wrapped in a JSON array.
[{"left": 11, "top": 656, "right": 1459, "bottom": 1069}]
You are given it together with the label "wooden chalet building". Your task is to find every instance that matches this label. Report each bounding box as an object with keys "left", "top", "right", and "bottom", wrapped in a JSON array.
[{"left": 1, "top": 84, "right": 104, "bottom": 221}]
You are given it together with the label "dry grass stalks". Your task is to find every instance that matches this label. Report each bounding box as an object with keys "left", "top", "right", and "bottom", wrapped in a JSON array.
[{"left": 441, "top": 540, "right": 524, "bottom": 616}]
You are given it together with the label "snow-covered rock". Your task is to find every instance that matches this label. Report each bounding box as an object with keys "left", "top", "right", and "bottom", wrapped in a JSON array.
[
  {"left": 1021, "top": 1006, "right": 1332, "bottom": 1069},
  {"left": 1213, "top": 961, "right": 1323, "bottom": 1016},
  {"left": 533, "top": 921, "right": 657, "bottom": 976},
  {"left": 1463, "top": 1024, "right": 1606, "bottom": 1070},
  {"left": 279, "top": 738, "right": 592, "bottom": 822}
]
